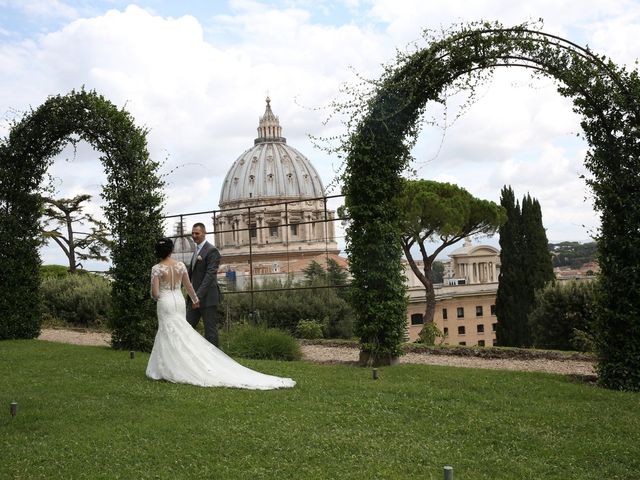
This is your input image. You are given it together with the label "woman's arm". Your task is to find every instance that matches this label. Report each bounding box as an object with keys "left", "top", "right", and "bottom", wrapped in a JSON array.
[
  {"left": 181, "top": 268, "right": 199, "bottom": 304},
  {"left": 150, "top": 273, "right": 160, "bottom": 300}
]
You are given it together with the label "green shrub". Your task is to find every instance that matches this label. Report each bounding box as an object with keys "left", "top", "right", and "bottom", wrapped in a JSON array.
[
  {"left": 41, "top": 264, "right": 70, "bottom": 279},
  {"left": 221, "top": 280, "right": 355, "bottom": 339},
  {"left": 219, "top": 324, "right": 301, "bottom": 361},
  {"left": 529, "top": 279, "right": 598, "bottom": 351},
  {"left": 296, "top": 319, "right": 324, "bottom": 339},
  {"left": 416, "top": 322, "right": 445, "bottom": 346},
  {"left": 41, "top": 273, "right": 112, "bottom": 328},
  {"left": 571, "top": 327, "right": 596, "bottom": 353}
]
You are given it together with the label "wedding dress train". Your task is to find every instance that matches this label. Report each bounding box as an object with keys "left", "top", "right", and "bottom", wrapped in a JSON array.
[{"left": 146, "top": 261, "right": 295, "bottom": 390}]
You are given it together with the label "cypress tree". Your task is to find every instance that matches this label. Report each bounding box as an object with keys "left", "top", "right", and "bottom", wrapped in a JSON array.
[
  {"left": 522, "top": 196, "right": 555, "bottom": 287},
  {"left": 520, "top": 195, "right": 555, "bottom": 346},
  {"left": 495, "top": 186, "right": 523, "bottom": 346},
  {"left": 496, "top": 188, "right": 554, "bottom": 347}
]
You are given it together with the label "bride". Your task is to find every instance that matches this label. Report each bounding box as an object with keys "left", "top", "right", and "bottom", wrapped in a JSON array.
[{"left": 146, "top": 238, "right": 295, "bottom": 390}]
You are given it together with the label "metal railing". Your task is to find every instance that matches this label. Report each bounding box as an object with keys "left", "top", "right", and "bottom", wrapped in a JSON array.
[{"left": 161, "top": 194, "right": 349, "bottom": 326}]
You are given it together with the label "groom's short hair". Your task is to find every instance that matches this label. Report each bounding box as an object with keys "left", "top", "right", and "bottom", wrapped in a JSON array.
[{"left": 193, "top": 222, "right": 207, "bottom": 233}]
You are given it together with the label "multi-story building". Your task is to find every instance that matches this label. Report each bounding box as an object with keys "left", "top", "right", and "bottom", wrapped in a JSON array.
[{"left": 405, "top": 240, "right": 500, "bottom": 345}]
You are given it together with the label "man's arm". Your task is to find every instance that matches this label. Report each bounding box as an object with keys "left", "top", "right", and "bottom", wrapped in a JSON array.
[{"left": 195, "top": 246, "right": 220, "bottom": 299}]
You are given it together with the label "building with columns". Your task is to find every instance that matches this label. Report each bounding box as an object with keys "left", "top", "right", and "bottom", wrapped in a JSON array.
[
  {"left": 214, "top": 98, "right": 343, "bottom": 285},
  {"left": 444, "top": 238, "right": 500, "bottom": 285},
  {"left": 406, "top": 240, "right": 501, "bottom": 345}
]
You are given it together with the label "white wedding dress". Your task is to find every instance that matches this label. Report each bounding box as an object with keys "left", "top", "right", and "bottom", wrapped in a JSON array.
[{"left": 146, "top": 261, "right": 295, "bottom": 390}]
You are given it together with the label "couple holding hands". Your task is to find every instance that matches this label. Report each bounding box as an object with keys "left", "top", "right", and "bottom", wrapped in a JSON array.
[{"left": 146, "top": 223, "right": 295, "bottom": 390}]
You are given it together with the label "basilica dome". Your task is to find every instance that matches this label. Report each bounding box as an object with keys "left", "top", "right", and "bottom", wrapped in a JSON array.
[
  {"left": 214, "top": 97, "right": 339, "bottom": 272},
  {"left": 219, "top": 98, "right": 325, "bottom": 208}
]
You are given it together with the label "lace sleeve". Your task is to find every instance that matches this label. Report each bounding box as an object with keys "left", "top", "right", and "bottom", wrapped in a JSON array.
[
  {"left": 150, "top": 264, "right": 161, "bottom": 300},
  {"left": 177, "top": 262, "right": 199, "bottom": 304}
]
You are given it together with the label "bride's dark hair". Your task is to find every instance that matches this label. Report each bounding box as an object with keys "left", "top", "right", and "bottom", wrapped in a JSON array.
[{"left": 154, "top": 238, "right": 174, "bottom": 259}]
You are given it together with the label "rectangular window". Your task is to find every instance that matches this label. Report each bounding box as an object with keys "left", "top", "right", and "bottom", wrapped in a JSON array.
[
  {"left": 492, "top": 322, "right": 498, "bottom": 332},
  {"left": 442, "top": 308, "right": 448, "bottom": 320},
  {"left": 458, "top": 326, "right": 465, "bottom": 335},
  {"left": 478, "top": 340, "right": 486, "bottom": 347},
  {"left": 249, "top": 223, "right": 257, "bottom": 239},
  {"left": 269, "top": 225, "right": 279, "bottom": 237},
  {"left": 476, "top": 306, "right": 483, "bottom": 317},
  {"left": 457, "top": 307, "right": 464, "bottom": 318},
  {"left": 459, "top": 341, "right": 466, "bottom": 346},
  {"left": 477, "top": 324, "right": 485, "bottom": 333},
  {"left": 490, "top": 304, "right": 497, "bottom": 316},
  {"left": 410, "top": 313, "right": 424, "bottom": 325},
  {"left": 290, "top": 223, "right": 298, "bottom": 236},
  {"left": 443, "top": 327, "right": 448, "bottom": 335}
]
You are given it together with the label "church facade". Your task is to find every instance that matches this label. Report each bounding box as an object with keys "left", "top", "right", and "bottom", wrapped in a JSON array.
[{"left": 213, "top": 98, "right": 344, "bottom": 287}]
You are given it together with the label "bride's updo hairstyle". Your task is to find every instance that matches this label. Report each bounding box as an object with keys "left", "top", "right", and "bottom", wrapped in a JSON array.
[{"left": 154, "top": 238, "right": 174, "bottom": 259}]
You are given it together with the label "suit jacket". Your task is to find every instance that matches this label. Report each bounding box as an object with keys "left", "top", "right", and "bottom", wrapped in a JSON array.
[{"left": 188, "top": 241, "right": 222, "bottom": 308}]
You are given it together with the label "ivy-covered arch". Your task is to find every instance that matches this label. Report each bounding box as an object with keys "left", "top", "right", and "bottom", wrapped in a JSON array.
[
  {"left": 0, "top": 89, "right": 164, "bottom": 351},
  {"left": 344, "top": 22, "right": 640, "bottom": 390}
]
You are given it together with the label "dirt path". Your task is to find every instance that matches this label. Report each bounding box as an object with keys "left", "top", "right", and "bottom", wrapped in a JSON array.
[
  {"left": 39, "top": 328, "right": 111, "bottom": 347},
  {"left": 37, "top": 328, "right": 596, "bottom": 377}
]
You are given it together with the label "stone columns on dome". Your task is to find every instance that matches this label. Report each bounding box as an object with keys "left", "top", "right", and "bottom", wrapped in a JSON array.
[
  {"left": 318, "top": 208, "right": 328, "bottom": 244},
  {"left": 216, "top": 217, "right": 225, "bottom": 247},
  {"left": 280, "top": 211, "right": 287, "bottom": 245},
  {"left": 234, "top": 215, "right": 242, "bottom": 245},
  {"left": 255, "top": 214, "right": 264, "bottom": 245},
  {"left": 304, "top": 211, "right": 311, "bottom": 243},
  {"left": 328, "top": 211, "right": 335, "bottom": 242},
  {"left": 451, "top": 259, "right": 498, "bottom": 285}
]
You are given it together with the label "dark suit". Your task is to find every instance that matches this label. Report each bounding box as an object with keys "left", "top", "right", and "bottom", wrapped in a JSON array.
[{"left": 186, "top": 241, "right": 222, "bottom": 346}]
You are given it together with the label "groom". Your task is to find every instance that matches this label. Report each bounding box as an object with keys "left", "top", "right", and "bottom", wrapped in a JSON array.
[{"left": 186, "top": 222, "right": 223, "bottom": 347}]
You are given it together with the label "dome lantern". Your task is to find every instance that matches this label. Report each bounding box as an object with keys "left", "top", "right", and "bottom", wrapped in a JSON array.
[{"left": 255, "top": 97, "right": 285, "bottom": 144}]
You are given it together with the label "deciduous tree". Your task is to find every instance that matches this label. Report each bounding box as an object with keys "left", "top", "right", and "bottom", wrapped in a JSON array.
[
  {"left": 396, "top": 179, "right": 505, "bottom": 328},
  {"left": 41, "top": 194, "right": 113, "bottom": 273}
]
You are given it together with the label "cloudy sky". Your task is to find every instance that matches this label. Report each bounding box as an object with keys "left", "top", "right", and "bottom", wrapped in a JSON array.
[{"left": 2, "top": 0, "right": 639, "bottom": 268}]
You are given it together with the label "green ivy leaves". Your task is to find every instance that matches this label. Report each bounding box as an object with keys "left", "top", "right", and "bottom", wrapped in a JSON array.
[
  {"left": 341, "top": 22, "right": 640, "bottom": 387},
  {"left": 0, "top": 89, "right": 164, "bottom": 350}
]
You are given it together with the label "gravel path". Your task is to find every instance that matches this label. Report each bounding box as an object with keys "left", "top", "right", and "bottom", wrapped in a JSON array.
[
  {"left": 38, "top": 328, "right": 596, "bottom": 377},
  {"left": 301, "top": 345, "right": 596, "bottom": 376},
  {"left": 39, "top": 328, "right": 111, "bottom": 347}
]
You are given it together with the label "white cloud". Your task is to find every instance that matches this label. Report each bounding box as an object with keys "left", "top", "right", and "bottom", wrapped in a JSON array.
[{"left": 3, "top": 0, "right": 639, "bottom": 266}]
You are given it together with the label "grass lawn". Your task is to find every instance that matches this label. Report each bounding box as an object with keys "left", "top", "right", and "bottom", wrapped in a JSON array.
[{"left": 1, "top": 340, "right": 639, "bottom": 479}]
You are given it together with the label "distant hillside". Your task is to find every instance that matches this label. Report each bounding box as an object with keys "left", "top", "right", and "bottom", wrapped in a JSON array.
[{"left": 549, "top": 241, "right": 598, "bottom": 269}]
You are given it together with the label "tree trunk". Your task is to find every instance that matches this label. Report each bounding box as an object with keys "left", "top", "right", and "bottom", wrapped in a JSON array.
[
  {"left": 423, "top": 274, "right": 436, "bottom": 324},
  {"left": 66, "top": 212, "right": 76, "bottom": 273},
  {"left": 402, "top": 242, "right": 436, "bottom": 325}
]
